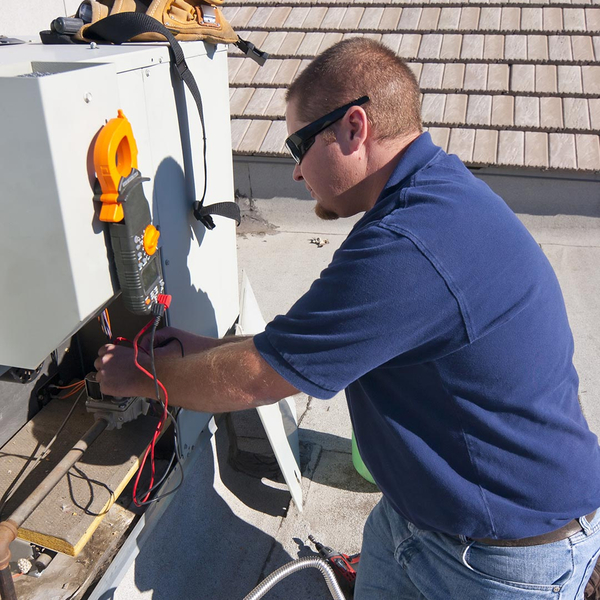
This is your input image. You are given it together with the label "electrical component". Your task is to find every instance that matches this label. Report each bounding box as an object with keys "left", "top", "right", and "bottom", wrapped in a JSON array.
[{"left": 84, "top": 373, "right": 149, "bottom": 430}]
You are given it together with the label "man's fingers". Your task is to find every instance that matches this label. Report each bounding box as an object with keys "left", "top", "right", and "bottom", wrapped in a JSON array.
[
  {"left": 97, "top": 344, "right": 116, "bottom": 358},
  {"left": 93, "top": 356, "right": 103, "bottom": 373}
]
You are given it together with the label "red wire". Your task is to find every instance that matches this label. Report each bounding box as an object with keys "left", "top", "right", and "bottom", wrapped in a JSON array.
[
  {"left": 115, "top": 337, "right": 150, "bottom": 356},
  {"left": 131, "top": 319, "right": 170, "bottom": 506}
]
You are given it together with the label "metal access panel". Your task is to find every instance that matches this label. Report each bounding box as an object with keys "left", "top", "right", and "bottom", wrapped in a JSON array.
[{"left": 0, "top": 42, "right": 238, "bottom": 369}]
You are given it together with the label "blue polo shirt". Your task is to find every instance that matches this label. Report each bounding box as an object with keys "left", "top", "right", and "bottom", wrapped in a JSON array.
[{"left": 254, "top": 132, "right": 600, "bottom": 539}]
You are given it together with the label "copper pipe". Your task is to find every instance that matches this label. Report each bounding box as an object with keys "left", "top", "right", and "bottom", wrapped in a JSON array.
[
  {"left": 0, "top": 419, "right": 108, "bottom": 600},
  {"left": 0, "top": 523, "right": 17, "bottom": 572}
]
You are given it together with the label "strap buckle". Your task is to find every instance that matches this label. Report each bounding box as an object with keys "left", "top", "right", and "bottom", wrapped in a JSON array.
[
  {"left": 175, "top": 59, "right": 190, "bottom": 80},
  {"left": 193, "top": 200, "right": 241, "bottom": 230},
  {"left": 235, "top": 38, "right": 269, "bottom": 66},
  {"left": 193, "top": 201, "right": 216, "bottom": 230}
]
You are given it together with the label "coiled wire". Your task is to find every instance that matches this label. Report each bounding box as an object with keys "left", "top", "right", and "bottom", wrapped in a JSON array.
[{"left": 243, "top": 556, "right": 346, "bottom": 600}]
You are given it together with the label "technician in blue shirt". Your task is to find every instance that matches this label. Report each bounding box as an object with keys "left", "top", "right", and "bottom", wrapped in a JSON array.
[{"left": 96, "top": 38, "right": 600, "bottom": 599}]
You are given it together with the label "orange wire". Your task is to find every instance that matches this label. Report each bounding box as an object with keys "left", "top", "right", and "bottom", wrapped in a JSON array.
[
  {"left": 61, "top": 382, "right": 86, "bottom": 399},
  {"left": 53, "top": 381, "right": 84, "bottom": 390}
]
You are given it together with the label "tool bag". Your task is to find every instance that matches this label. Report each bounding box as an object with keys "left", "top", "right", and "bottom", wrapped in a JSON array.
[
  {"left": 75, "top": 0, "right": 237, "bottom": 46},
  {"left": 44, "top": 1, "right": 267, "bottom": 65}
]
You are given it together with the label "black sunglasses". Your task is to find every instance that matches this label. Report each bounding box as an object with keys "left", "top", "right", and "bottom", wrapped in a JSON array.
[{"left": 285, "top": 95, "right": 370, "bottom": 164}]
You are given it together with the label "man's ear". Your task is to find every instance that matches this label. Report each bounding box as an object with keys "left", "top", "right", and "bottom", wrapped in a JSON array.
[{"left": 340, "top": 106, "right": 368, "bottom": 154}]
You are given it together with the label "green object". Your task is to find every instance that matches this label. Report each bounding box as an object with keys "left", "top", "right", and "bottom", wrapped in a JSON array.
[{"left": 352, "top": 430, "right": 376, "bottom": 485}]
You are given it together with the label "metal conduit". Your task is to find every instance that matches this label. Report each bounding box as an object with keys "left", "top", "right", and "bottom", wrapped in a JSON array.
[{"left": 243, "top": 556, "right": 346, "bottom": 600}]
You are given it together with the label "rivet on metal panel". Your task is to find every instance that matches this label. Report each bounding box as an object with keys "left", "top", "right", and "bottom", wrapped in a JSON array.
[
  {"left": 159, "top": 57, "right": 163, "bottom": 63},
  {"left": 89, "top": 42, "right": 98, "bottom": 50},
  {"left": 84, "top": 92, "right": 92, "bottom": 103},
  {"left": 145, "top": 70, "right": 150, "bottom": 77}
]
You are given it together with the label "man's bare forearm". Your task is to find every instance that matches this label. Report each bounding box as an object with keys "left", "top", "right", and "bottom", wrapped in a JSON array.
[
  {"left": 97, "top": 337, "right": 298, "bottom": 413},
  {"left": 162, "top": 331, "right": 252, "bottom": 356}
]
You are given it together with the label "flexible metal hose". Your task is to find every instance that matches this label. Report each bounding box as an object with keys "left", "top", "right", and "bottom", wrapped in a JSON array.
[{"left": 243, "top": 556, "right": 346, "bottom": 600}]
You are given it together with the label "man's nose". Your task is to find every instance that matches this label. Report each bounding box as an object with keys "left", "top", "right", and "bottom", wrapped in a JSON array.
[{"left": 293, "top": 162, "right": 303, "bottom": 182}]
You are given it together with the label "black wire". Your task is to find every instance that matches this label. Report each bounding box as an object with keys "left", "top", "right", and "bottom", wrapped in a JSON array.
[
  {"left": 134, "top": 408, "right": 185, "bottom": 506},
  {"left": 0, "top": 386, "right": 86, "bottom": 518},
  {"left": 156, "top": 336, "right": 185, "bottom": 357},
  {"left": 149, "top": 316, "right": 162, "bottom": 404}
]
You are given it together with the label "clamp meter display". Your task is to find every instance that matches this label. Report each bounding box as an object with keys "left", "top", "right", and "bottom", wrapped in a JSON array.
[{"left": 93, "top": 111, "right": 164, "bottom": 315}]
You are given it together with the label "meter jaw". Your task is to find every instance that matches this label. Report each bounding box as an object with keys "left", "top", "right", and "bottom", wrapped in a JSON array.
[{"left": 93, "top": 109, "right": 139, "bottom": 224}]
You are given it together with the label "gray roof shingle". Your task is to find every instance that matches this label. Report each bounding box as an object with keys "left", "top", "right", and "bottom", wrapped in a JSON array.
[{"left": 228, "top": 0, "right": 600, "bottom": 171}]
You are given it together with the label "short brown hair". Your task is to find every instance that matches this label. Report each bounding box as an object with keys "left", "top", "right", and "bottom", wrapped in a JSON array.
[{"left": 286, "top": 38, "right": 422, "bottom": 141}]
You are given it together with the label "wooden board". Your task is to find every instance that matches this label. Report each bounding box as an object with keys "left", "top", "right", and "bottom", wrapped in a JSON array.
[
  {"left": 14, "top": 501, "right": 137, "bottom": 600},
  {"left": 0, "top": 393, "right": 159, "bottom": 556}
]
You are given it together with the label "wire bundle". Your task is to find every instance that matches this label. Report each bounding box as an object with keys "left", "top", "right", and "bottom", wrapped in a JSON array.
[
  {"left": 54, "top": 380, "right": 86, "bottom": 399},
  {"left": 98, "top": 309, "right": 112, "bottom": 340},
  {"left": 129, "top": 297, "right": 184, "bottom": 507}
]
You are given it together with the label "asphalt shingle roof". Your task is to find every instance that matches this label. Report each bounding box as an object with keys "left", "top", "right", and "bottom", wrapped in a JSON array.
[{"left": 225, "top": 1, "right": 600, "bottom": 171}]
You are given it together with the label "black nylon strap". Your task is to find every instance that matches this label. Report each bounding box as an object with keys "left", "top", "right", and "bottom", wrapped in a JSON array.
[
  {"left": 193, "top": 201, "right": 241, "bottom": 231},
  {"left": 85, "top": 13, "right": 240, "bottom": 229}
]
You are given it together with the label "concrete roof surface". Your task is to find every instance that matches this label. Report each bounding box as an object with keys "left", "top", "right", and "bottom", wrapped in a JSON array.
[{"left": 224, "top": 0, "right": 600, "bottom": 172}]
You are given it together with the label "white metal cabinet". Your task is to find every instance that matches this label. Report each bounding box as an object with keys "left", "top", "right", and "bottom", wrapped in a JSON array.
[{"left": 0, "top": 42, "right": 238, "bottom": 368}]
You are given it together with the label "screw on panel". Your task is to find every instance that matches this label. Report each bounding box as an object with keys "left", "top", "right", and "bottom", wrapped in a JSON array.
[
  {"left": 84, "top": 92, "right": 93, "bottom": 103},
  {"left": 89, "top": 42, "right": 98, "bottom": 50}
]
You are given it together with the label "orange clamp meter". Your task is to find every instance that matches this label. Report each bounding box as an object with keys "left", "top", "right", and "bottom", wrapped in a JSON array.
[{"left": 93, "top": 111, "right": 164, "bottom": 315}]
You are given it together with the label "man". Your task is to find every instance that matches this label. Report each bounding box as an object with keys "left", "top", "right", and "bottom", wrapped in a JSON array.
[{"left": 96, "top": 39, "right": 600, "bottom": 598}]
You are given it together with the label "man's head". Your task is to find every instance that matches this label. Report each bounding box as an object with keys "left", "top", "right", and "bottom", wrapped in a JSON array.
[{"left": 285, "top": 38, "right": 423, "bottom": 220}]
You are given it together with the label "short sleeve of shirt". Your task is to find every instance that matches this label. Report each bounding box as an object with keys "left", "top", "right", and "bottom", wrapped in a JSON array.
[{"left": 254, "top": 223, "right": 469, "bottom": 399}]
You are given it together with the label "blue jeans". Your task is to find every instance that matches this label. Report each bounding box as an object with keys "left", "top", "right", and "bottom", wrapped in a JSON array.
[{"left": 354, "top": 497, "right": 600, "bottom": 599}]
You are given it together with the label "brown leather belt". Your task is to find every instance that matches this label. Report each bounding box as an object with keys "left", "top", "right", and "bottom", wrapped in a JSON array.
[{"left": 471, "top": 511, "right": 597, "bottom": 547}]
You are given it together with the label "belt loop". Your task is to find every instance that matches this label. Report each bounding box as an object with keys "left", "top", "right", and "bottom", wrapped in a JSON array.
[{"left": 579, "top": 515, "right": 593, "bottom": 536}]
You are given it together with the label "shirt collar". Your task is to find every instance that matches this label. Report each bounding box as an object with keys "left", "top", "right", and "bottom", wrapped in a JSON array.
[
  {"left": 377, "top": 131, "right": 442, "bottom": 203},
  {"left": 349, "top": 132, "right": 443, "bottom": 234}
]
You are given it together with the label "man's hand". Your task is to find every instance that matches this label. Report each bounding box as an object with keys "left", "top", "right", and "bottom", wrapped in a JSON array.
[
  {"left": 94, "top": 344, "right": 156, "bottom": 399},
  {"left": 94, "top": 336, "right": 300, "bottom": 413}
]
